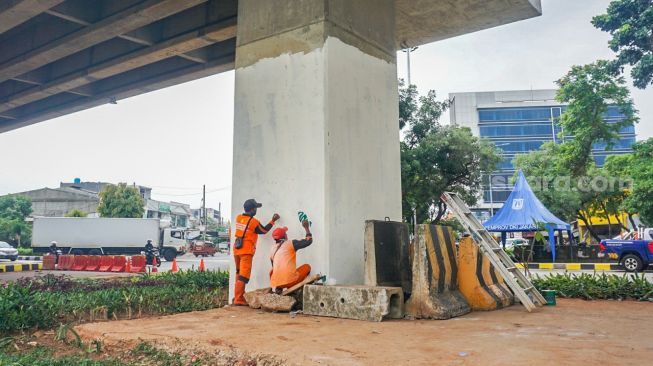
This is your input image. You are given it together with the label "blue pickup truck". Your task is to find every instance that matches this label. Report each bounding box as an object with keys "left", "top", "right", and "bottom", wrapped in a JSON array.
[{"left": 600, "top": 229, "right": 653, "bottom": 272}]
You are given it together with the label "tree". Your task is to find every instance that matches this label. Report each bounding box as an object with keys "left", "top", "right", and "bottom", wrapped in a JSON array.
[
  {"left": 513, "top": 144, "right": 612, "bottom": 242},
  {"left": 399, "top": 81, "right": 501, "bottom": 223},
  {"left": 592, "top": 0, "right": 653, "bottom": 89},
  {"left": 620, "top": 138, "right": 653, "bottom": 225},
  {"left": 65, "top": 209, "right": 88, "bottom": 217},
  {"left": 97, "top": 183, "right": 145, "bottom": 218},
  {"left": 0, "top": 195, "right": 32, "bottom": 247},
  {"left": 555, "top": 60, "right": 638, "bottom": 176}
]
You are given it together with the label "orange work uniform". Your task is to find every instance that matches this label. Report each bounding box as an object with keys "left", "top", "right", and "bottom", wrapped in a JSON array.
[
  {"left": 233, "top": 213, "right": 274, "bottom": 304},
  {"left": 269, "top": 235, "right": 312, "bottom": 289}
]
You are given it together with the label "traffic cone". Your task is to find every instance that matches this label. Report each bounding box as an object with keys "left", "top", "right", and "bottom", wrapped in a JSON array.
[
  {"left": 125, "top": 258, "right": 132, "bottom": 273},
  {"left": 199, "top": 258, "right": 205, "bottom": 272},
  {"left": 171, "top": 258, "right": 178, "bottom": 273},
  {"left": 151, "top": 264, "right": 158, "bottom": 273}
]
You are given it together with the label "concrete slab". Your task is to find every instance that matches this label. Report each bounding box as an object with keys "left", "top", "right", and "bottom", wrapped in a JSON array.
[{"left": 303, "top": 285, "right": 403, "bottom": 322}]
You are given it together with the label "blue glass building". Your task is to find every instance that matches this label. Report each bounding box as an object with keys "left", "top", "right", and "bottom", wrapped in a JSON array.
[{"left": 449, "top": 90, "right": 636, "bottom": 221}]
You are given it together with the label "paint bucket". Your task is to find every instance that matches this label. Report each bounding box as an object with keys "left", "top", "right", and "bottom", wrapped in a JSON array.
[{"left": 542, "top": 290, "right": 556, "bottom": 306}]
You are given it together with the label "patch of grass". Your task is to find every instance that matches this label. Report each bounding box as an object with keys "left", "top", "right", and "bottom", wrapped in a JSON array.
[
  {"left": 0, "top": 345, "right": 128, "bottom": 366},
  {"left": 532, "top": 272, "right": 653, "bottom": 301},
  {"left": 0, "top": 339, "right": 209, "bottom": 366}
]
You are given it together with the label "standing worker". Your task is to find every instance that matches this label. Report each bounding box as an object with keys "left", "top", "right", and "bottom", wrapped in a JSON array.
[
  {"left": 49, "top": 241, "right": 61, "bottom": 264},
  {"left": 269, "top": 219, "right": 313, "bottom": 293},
  {"left": 233, "top": 199, "right": 280, "bottom": 305}
]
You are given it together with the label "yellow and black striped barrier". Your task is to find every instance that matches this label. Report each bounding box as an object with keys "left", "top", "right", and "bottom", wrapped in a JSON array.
[
  {"left": 406, "top": 225, "right": 471, "bottom": 319},
  {"left": 458, "top": 237, "right": 513, "bottom": 311},
  {"left": 0, "top": 263, "right": 43, "bottom": 273},
  {"left": 515, "top": 263, "right": 622, "bottom": 271}
]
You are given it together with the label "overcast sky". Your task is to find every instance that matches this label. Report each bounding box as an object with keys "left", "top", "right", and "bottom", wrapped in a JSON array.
[{"left": 1, "top": 0, "right": 650, "bottom": 219}]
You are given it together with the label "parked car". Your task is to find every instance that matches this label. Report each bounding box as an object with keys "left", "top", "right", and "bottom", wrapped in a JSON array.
[
  {"left": 0, "top": 241, "right": 18, "bottom": 261},
  {"left": 504, "top": 238, "right": 528, "bottom": 249},
  {"left": 600, "top": 236, "right": 653, "bottom": 272}
]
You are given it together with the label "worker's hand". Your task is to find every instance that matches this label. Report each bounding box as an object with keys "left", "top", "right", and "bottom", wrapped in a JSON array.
[
  {"left": 272, "top": 213, "right": 280, "bottom": 222},
  {"left": 302, "top": 220, "right": 310, "bottom": 229}
]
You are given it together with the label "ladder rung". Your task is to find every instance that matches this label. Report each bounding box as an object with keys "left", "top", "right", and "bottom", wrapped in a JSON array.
[
  {"left": 507, "top": 266, "right": 517, "bottom": 271},
  {"left": 492, "top": 247, "right": 502, "bottom": 252},
  {"left": 523, "top": 286, "right": 534, "bottom": 292}
]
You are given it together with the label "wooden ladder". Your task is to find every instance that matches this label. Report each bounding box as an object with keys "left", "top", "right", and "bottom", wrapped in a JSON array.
[{"left": 441, "top": 192, "right": 546, "bottom": 312}]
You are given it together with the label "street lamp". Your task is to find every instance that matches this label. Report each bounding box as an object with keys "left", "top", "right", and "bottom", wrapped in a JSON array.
[{"left": 400, "top": 45, "right": 418, "bottom": 85}]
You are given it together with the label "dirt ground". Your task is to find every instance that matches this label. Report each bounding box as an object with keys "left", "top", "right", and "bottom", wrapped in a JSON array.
[{"left": 76, "top": 299, "right": 652, "bottom": 366}]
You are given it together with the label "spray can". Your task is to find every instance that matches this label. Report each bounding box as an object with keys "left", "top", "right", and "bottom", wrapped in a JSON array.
[{"left": 297, "top": 211, "right": 312, "bottom": 226}]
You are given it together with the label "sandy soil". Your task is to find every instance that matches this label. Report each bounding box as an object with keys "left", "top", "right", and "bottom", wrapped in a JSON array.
[{"left": 76, "top": 299, "right": 652, "bottom": 366}]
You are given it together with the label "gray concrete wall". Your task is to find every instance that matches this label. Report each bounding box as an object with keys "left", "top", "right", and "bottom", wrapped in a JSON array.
[{"left": 10, "top": 188, "right": 99, "bottom": 217}]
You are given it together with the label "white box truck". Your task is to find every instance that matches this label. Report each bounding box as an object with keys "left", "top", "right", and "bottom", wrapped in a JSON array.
[{"left": 31, "top": 217, "right": 187, "bottom": 261}]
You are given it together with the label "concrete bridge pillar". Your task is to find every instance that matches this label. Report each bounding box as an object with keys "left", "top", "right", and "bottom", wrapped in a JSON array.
[{"left": 231, "top": 0, "right": 402, "bottom": 292}]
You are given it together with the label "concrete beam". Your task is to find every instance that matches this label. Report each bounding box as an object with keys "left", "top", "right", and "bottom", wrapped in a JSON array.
[
  {"left": 0, "top": 0, "right": 208, "bottom": 83},
  {"left": 395, "top": 0, "right": 542, "bottom": 47},
  {"left": 0, "top": 0, "right": 65, "bottom": 34},
  {"left": 0, "top": 19, "right": 236, "bottom": 113},
  {"left": 0, "top": 54, "right": 234, "bottom": 133}
]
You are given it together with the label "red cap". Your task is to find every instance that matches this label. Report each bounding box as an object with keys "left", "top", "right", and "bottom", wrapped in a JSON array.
[{"left": 272, "top": 227, "right": 288, "bottom": 240}]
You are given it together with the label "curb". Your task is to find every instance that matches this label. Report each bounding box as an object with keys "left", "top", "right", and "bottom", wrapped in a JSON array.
[
  {"left": 515, "top": 263, "right": 622, "bottom": 271},
  {"left": 0, "top": 263, "right": 43, "bottom": 273},
  {"left": 17, "top": 256, "right": 42, "bottom": 261}
]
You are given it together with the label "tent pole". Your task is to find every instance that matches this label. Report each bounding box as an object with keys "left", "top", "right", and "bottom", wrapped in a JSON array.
[{"left": 548, "top": 226, "right": 556, "bottom": 262}]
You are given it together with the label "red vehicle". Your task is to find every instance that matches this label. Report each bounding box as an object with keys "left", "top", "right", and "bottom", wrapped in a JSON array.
[{"left": 190, "top": 240, "right": 217, "bottom": 257}]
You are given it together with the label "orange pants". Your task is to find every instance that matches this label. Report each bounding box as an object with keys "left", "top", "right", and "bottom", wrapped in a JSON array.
[
  {"left": 275, "top": 264, "right": 311, "bottom": 289},
  {"left": 234, "top": 254, "right": 253, "bottom": 283}
]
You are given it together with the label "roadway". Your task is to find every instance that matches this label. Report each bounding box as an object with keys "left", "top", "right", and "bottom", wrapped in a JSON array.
[{"left": 2, "top": 255, "right": 652, "bottom": 281}]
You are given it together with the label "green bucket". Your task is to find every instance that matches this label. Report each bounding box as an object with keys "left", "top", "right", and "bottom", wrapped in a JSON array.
[{"left": 542, "top": 290, "right": 556, "bottom": 306}]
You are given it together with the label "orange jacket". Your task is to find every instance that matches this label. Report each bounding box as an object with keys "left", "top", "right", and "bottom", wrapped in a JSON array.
[
  {"left": 269, "top": 240, "right": 298, "bottom": 288},
  {"left": 233, "top": 214, "right": 273, "bottom": 256}
]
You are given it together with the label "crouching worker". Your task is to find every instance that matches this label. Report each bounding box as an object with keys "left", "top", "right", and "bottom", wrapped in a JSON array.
[{"left": 270, "top": 220, "right": 313, "bottom": 293}]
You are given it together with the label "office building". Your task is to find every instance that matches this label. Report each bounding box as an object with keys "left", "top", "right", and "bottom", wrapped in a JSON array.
[{"left": 449, "top": 89, "right": 636, "bottom": 221}]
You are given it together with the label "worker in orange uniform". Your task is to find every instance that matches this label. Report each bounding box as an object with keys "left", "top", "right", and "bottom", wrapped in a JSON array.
[
  {"left": 232, "top": 198, "right": 280, "bottom": 305},
  {"left": 269, "top": 219, "right": 313, "bottom": 293}
]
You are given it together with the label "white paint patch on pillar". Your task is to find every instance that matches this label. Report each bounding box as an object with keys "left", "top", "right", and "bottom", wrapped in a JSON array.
[{"left": 230, "top": 37, "right": 401, "bottom": 295}]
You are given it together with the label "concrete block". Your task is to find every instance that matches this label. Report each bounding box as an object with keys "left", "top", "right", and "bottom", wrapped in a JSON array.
[
  {"left": 458, "top": 237, "right": 514, "bottom": 311},
  {"left": 244, "top": 288, "right": 272, "bottom": 309},
  {"left": 405, "top": 225, "right": 471, "bottom": 319},
  {"left": 259, "top": 293, "right": 296, "bottom": 313},
  {"left": 303, "top": 285, "right": 403, "bottom": 322},
  {"left": 364, "top": 220, "right": 411, "bottom": 295}
]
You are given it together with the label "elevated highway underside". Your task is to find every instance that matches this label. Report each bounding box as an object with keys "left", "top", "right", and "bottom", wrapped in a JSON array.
[{"left": 0, "top": 0, "right": 540, "bottom": 133}]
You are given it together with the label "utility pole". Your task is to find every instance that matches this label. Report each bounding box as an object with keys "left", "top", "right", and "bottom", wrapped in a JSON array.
[
  {"left": 202, "top": 184, "right": 206, "bottom": 240},
  {"left": 218, "top": 202, "right": 222, "bottom": 226},
  {"left": 401, "top": 45, "right": 418, "bottom": 85}
]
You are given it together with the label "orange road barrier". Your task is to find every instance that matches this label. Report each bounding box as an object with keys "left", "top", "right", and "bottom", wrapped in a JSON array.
[
  {"left": 406, "top": 225, "right": 471, "bottom": 319},
  {"left": 170, "top": 258, "right": 178, "bottom": 273},
  {"left": 43, "top": 254, "right": 56, "bottom": 270},
  {"left": 85, "top": 255, "right": 101, "bottom": 271},
  {"left": 58, "top": 255, "right": 74, "bottom": 270},
  {"left": 99, "top": 256, "right": 114, "bottom": 272},
  {"left": 110, "top": 256, "right": 126, "bottom": 272},
  {"left": 199, "top": 258, "right": 206, "bottom": 272},
  {"left": 130, "top": 255, "right": 146, "bottom": 273},
  {"left": 71, "top": 255, "right": 89, "bottom": 271},
  {"left": 457, "top": 237, "right": 514, "bottom": 311}
]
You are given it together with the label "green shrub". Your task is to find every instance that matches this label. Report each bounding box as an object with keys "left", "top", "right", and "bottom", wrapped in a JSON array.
[
  {"left": 532, "top": 272, "right": 653, "bottom": 301},
  {"left": 17, "top": 247, "right": 35, "bottom": 256},
  {"left": 0, "top": 270, "right": 229, "bottom": 333}
]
